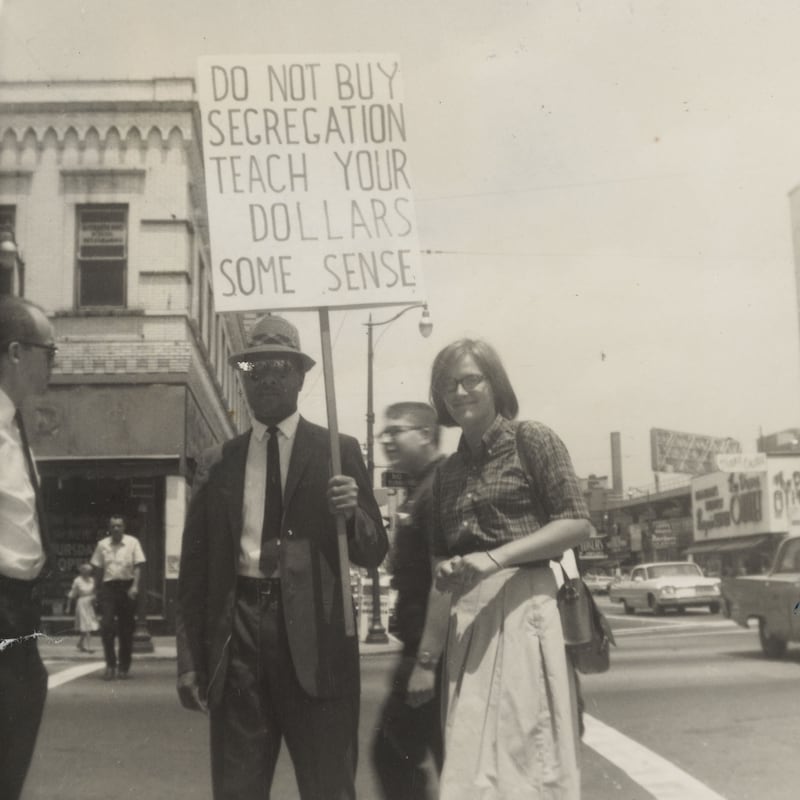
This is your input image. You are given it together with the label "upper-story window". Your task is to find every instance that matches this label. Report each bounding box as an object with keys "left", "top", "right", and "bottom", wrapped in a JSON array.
[{"left": 77, "top": 206, "right": 127, "bottom": 307}]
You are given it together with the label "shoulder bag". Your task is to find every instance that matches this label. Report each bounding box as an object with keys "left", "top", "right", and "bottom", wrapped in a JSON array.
[{"left": 513, "top": 422, "right": 616, "bottom": 674}]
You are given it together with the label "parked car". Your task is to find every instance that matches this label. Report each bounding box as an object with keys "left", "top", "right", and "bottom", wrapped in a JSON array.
[
  {"left": 583, "top": 570, "right": 615, "bottom": 594},
  {"left": 723, "top": 533, "right": 800, "bottom": 658},
  {"left": 608, "top": 561, "right": 721, "bottom": 615}
]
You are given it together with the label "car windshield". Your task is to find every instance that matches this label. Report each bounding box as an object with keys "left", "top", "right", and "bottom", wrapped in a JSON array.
[{"left": 647, "top": 563, "right": 703, "bottom": 579}]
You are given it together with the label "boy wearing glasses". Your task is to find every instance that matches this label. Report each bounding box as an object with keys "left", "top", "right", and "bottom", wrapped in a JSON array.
[
  {"left": 371, "top": 402, "right": 447, "bottom": 800},
  {"left": 0, "top": 295, "right": 56, "bottom": 800},
  {"left": 176, "top": 313, "right": 387, "bottom": 800}
]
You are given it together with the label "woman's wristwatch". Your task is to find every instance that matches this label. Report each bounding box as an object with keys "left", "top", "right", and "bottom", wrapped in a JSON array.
[{"left": 416, "top": 649, "right": 436, "bottom": 669}]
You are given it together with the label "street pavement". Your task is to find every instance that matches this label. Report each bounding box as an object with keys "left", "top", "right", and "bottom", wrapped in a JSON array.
[
  {"left": 35, "top": 630, "right": 403, "bottom": 663},
  {"left": 22, "top": 601, "right": 800, "bottom": 799}
]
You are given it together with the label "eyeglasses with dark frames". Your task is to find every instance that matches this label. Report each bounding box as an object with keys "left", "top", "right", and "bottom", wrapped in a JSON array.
[
  {"left": 441, "top": 374, "right": 485, "bottom": 394},
  {"left": 235, "top": 358, "right": 297, "bottom": 382},
  {"left": 17, "top": 340, "right": 58, "bottom": 364}
]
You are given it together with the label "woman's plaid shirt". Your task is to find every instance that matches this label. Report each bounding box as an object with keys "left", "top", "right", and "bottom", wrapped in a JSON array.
[{"left": 430, "top": 416, "right": 589, "bottom": 558}]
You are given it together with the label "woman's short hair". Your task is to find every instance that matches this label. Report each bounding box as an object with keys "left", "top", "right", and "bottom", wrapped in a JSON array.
[{"left": 429, "top": 338, "right": 519, "bottom": 427}]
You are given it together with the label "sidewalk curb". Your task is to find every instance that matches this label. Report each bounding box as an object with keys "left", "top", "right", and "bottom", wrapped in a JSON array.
[{"left": 39, "top": 635, "right": 404, "bottom": 662}]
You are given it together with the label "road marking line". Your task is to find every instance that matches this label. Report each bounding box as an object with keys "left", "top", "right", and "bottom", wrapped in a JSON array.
[
  {"left": 47, "top": 662, "right": 105, "bottom": 688},
  {"left": 614, "top": 625, "right": 749, "bottom": 637},
  {"left": 583, "top": 714, "right": 727, "bottom": 800}
]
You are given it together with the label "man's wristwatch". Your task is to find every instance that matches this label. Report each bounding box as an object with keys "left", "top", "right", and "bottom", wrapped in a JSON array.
[{"left": 416, "top": 649, "right": 436, "bottom": 669}]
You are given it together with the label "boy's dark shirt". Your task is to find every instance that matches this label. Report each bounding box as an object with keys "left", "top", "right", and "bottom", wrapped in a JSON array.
[{"left": 390, "top": 456, "right": 445, "bottom": 656}]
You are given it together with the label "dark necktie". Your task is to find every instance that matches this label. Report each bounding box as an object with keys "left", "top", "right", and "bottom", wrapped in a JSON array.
[
  {"left": 259, "top": 425, "right": 283, "bottom": 576},
  {"left": 15, "top": 409, "right": 53, "bottom": 572}
]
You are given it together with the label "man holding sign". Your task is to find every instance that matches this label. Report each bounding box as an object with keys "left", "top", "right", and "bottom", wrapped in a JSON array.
[{"left": 176, "top": 314, "right": 387, "bottom": 799}]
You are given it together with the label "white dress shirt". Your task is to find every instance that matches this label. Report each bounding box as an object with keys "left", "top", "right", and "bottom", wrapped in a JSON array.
[
  {"left": 90, "top": 534, "right": 146, "bottom": 581},
  {"left": 0, "top": 389, "right": 45, "bottom": 580},
  {"left": 238, "top": 411, "right": 299, "bottom": 577}
]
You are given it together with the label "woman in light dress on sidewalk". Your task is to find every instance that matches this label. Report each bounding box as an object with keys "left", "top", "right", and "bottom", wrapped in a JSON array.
[{"left": 67, "top": 563, "right": 99, "bottom": 653}]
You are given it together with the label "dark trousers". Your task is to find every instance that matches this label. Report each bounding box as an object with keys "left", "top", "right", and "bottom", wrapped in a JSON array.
[
  {"left": 0, "top": 580, "right": 48, "bottom": 800},
  {"left": 210, "top": 580, "right": 359, "bottom": 800},
  {"left": 99, "top": 580, "right": 136, "bottom": 671},
  {"left": 371, "top": 655, "right": 443, "bottom": 800}
]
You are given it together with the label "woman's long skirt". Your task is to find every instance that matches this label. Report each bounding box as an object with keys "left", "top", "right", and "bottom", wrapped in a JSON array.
[{"left": 439, "top": 565, "right": 580, "bottom": 800}]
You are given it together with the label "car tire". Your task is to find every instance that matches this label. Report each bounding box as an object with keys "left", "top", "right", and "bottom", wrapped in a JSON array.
[
  {"left": 622, "top": 600, "right": 634, "bottom": 616},
  {"left": 708, "top": 602, "right": 720, "bottom": 614},
  {"left": 758, "top": 618, "right": 787, "bottom": 659},
  {"left": 648, "top": 595, "right": 664, "bottom": 616}
]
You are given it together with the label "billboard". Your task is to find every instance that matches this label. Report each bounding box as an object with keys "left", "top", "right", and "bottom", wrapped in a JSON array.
[
  {"left": 650, "top": 427, "right": 740, "bottom": 475},
  {"left": 197, "top": 54, "right": 425, "bottom": 312}
]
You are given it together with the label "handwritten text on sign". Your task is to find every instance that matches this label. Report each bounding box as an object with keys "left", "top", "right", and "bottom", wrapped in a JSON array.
[{"left": 198, "top": 55, "right": 424, "bottom": 312}]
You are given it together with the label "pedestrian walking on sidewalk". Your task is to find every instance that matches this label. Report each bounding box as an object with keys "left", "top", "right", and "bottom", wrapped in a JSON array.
[
  {"left": 176, "top": 313, "right": 387, "bottom": 800},
  {"left": 423, "top": 338, "right": 591, "bottom": 800},
  {"left": 90, "top": 515, "right": 145, "bottom": 680},
  {"left": 0, "top": 295, "right": 57, "bottom": 800},
  {"left": 371, "top": 402, "right": 446, "bottom": 800},
  {"left": 67, "top": 563, "right": 98, "bottom": 653}
]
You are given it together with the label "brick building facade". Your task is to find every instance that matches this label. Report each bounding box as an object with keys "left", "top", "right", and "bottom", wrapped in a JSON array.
[{"left": 0, "top": 78, "right": 250, "bottom": 633}]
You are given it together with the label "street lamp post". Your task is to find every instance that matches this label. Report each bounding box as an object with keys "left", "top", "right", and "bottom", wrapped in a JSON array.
[{"left": 363, "top": 302, "right": 432, "bottom": 643}]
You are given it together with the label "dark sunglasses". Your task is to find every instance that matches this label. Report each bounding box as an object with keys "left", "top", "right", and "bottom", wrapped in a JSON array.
[{"left": 235, "top": 358, "right": 297, "bottom": 381}]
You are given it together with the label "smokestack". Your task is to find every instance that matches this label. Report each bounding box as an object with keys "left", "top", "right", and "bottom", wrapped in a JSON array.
[{"left": 610, "top": 432, "right": 623, "bottom": 497}]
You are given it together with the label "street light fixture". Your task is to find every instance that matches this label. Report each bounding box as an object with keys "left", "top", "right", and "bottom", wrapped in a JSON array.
[{"left": 363, "top": 302, "right": 433, "bottom": 643}]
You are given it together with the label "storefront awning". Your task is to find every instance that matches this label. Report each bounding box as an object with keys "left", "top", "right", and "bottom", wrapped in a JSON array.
[{"left": 686, "top": 534, "right": 773, "bottom": 555}]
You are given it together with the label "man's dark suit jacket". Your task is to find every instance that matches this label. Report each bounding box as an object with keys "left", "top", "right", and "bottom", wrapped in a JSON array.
[{"left": 177, "top": 416, "right": 387, "bottom": 707}]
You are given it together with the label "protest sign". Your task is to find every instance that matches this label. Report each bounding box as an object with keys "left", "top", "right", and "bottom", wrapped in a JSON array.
[{"left": 197, "top": 54, "right": 425, "bottom": 311}]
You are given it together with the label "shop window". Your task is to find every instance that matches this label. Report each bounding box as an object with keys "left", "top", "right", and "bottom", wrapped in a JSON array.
[{"left": 76, "top": 205, "right": 127, "bottom": 307}]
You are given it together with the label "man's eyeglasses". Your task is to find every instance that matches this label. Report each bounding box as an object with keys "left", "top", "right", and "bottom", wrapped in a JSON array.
[
  {"left": 18, "top": 341, "right": 58, "bottom": 364},
  {"left": 235, "top": 358, "right": 297, "bottom": 382},
  {"left": 441, "top": 374, "right": 485, "bottom": 394},
  {"left": 379, "top": 426, "right": 423, "bottom": 440}
]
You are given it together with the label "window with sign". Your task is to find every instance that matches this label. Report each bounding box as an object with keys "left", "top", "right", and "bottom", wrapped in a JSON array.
[{"left": 77, "top": 206, "right": 127, "bottom": 307}]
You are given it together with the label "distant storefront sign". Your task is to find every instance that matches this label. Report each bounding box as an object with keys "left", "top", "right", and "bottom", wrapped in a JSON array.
[
  {"left": 381, "top": 470, "right": 408, "bottom": 488},
  {"left": 716, "top": 453, "right": 768, "bottom": 472},
  {"left": 651, "top": 520, "right": 677, "bottom": 549},
  {"left": 579, "top": 537, "right": 606, "bottom": 559},
  {"left": 691, "top": 456, "right": 800, "bottom": 541}
]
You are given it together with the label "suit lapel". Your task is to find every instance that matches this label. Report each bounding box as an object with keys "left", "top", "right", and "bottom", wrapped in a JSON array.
[
  {"left": 283, "top": 417, "right": 320, "bottom": 510},
  {"left": 219, "top": 433, "right": 250, "bottom": 559}
]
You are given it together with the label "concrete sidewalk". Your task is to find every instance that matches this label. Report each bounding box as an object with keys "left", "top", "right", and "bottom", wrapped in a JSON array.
[{"left": 36, "top": 632, "right": 403, "bottom": 662}]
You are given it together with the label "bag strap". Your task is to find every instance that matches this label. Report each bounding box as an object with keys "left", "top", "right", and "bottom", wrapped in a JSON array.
[{"left": 513, "top": 420, "right": 580, "bottom": 575}]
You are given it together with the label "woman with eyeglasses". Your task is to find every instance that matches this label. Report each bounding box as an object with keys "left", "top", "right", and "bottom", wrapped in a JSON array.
[{"left": 420, "top": 338, "right": 590, "bottom": 799}]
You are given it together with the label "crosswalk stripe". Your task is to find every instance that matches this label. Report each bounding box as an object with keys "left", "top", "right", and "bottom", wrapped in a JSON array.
[
  {"left": 47, "top": 662, "right": 105, "bottom": 688},
  {"left": 583, "top": 714, "right": 727, "bottom": 800}
]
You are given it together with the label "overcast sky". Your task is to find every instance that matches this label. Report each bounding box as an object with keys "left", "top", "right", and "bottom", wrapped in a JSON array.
[{"left": 3, "top": 0, "right": 800, "bottom": 489}]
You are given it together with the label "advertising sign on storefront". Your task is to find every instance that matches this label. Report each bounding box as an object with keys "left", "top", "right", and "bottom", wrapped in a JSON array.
[{"left": 691, "top": 456, "right": 800, "bottom": 541}]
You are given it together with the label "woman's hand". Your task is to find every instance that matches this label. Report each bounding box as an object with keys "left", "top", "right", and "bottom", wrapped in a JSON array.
[{"left": 435, "top": 552, "right": 502, "bottom": 591}]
